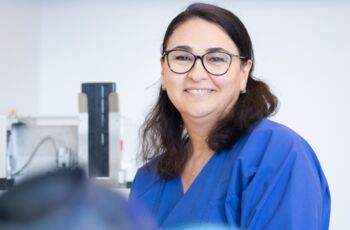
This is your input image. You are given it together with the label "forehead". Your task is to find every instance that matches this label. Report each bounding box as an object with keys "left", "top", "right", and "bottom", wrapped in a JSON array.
[{"left": 167, "top": 17, "right": 239, "bottom": 53}]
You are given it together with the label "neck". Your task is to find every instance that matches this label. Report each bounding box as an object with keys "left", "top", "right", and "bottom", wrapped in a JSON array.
[{"left": 183, "top": 116, "right": 216, "bottom": 159}]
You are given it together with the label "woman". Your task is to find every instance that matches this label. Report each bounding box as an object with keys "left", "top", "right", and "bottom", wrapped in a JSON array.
[{"left": 129, "top": 3, "right": 330, "bottom": 229}]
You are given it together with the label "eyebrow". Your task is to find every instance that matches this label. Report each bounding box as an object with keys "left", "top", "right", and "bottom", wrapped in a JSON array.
[
  {"left": 206, "top": 47, "right": 230, "bottom": 53},
  {"left": 171, "top": 45, "right": 193, "bottom": 52},
  {"left": 170, "top": 45, "right": 231, "bottom": 54}
]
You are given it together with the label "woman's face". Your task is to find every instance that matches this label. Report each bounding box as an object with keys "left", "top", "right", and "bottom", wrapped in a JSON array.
[{"left": 161, "top": 18, "right": 252, "bottom": 124}]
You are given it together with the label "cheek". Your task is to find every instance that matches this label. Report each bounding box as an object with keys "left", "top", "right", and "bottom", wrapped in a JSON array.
[
  {"left": 163, "top": 74, "right": 183, "bottom": 103},
  {"left": 163, "top": 69, "right": 185, "bottom": 91},
  {"left": 212, "top": 74, "right": 242, "bottom": 106},
  {"left": 165, "top": 87, "right": 183, "bottom": 113},
  {"left": 211, "top": 75, "right": 241, "bottom": 93},
  {"left": 163, "top": 69, "right": 176, "bottom": 87}
]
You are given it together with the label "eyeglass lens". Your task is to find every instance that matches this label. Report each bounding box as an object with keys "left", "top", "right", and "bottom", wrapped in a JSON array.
[{"left": 167, "top": 50, "right": 232, "bottom": 75}]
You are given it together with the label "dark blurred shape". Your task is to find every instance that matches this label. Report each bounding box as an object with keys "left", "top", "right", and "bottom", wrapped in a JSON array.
[
  {"left": 0, "top": 168, "right": 156, "bottom": 230},
  {"left": 0, "top": 178, "right": 14, "bottom": 190}
]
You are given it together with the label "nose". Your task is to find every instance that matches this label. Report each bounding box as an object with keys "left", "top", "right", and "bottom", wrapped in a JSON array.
[{"left": 187, "top": 58, "right": 209, "bottom": 81}]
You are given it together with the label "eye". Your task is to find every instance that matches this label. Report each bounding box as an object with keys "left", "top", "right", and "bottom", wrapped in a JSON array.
[
  {"left": 174, "top": 55, "right": 192, "bottom": 61},
  {"left": 208, "top": 56, "right": 225, "bottom": 62},
  {"left": 168, "top": 50, "right": 194, "bottom": 63},
  {"left": 205, "top": 53, "right": 230, "bottom": 64}
]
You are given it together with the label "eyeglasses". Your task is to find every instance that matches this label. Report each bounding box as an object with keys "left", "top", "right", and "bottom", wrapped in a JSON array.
[{"left": 162, "top": 49, "right": 247, "bottom": 76}]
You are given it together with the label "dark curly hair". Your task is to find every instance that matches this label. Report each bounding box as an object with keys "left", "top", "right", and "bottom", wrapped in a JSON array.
[{"left": 140, "top": 3, "right": 278, "bottom": 179}]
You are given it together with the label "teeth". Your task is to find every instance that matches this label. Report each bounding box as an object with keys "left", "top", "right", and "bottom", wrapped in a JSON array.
[{"left": 187, "top": 89, "right": 212, "bottom": 94}]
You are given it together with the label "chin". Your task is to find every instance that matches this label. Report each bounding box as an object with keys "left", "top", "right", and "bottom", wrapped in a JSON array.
[{"left": 184, "top": 110, "right": 215, "bottom": 120}]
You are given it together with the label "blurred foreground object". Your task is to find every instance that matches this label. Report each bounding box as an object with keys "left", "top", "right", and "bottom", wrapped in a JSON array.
[{"left": 0, "top": 168, "right": 156, "bottom": 230}]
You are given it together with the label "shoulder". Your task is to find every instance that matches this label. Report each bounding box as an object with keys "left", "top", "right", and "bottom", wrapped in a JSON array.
[
  {"left": 242, "top": 118, "right": 310, "bottom": 153},
  {"left": 225, "top": 119, "right": 330, "bottom": 229},
  {"left": 225, "top": 118, "right": 328, "bottom": 198},
  {"left": 233, "top": 118, "right": 320, "bottom": 177},
  {"left": 129, "top": 158, "right": 160, "bottom": 199},
  {"left": 135, "top": 159, "right": 159, "bottom": 182},
  {"left": 250, "top": 118, "right": 305, "bottom": 142}
]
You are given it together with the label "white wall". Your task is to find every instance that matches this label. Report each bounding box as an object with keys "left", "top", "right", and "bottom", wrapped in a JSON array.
[
  {"left": 38, "top": 0, "right": 165, "bottom": 121},
  {"left": 0, "top": 0, "right": 349, "bottom": 228},
  {"left": 0, "top": 0, "right": 41, "bottom": 116}
]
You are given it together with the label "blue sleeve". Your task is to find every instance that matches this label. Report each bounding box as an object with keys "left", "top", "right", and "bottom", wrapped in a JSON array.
[
  {"left": 128, "top": 169, "right": 142, "bottom": 202},
  {"left": 227, "top": 124, "right": 331, "bottom": 230},
  {"left": 128, "top": 159, "right": 160, "bottom": 204}
]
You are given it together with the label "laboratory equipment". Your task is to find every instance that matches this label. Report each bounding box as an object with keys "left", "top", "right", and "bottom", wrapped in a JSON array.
[{"left": 0, "top": 82, "right": 125, "bottom": 190}]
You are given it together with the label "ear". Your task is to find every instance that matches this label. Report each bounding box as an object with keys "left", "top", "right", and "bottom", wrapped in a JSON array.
[
  {"left": 240, "top": 59, "right": 252, "bottom": 91},
  {"left": 160, "top": 58, "right": 166, "bottom": 89}
]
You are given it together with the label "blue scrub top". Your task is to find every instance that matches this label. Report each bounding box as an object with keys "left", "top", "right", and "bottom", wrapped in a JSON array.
[{"left": 129, "top": 119, "right": 331, "bottom": 229}]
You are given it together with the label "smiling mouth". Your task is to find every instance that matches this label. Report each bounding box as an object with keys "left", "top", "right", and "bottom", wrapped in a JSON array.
[{"left": 185, "top": 89, "right": 215, "bottom": 95}]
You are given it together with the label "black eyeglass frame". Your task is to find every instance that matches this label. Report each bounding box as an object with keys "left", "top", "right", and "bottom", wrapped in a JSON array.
[{"left": 162, "top": 49, "right": 247, "bottom": 76}]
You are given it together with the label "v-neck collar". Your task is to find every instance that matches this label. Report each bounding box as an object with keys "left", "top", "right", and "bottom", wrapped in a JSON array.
[
  {"left": 180, "top": 153, "right": 216, "bottom": 195},
  {"left": 159, "top": 153, "right": 219, "bottom": 227}
]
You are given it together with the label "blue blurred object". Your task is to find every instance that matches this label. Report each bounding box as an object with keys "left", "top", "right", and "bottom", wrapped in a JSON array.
[
  {"left": 167, "top": 224, "right": 233, "bottom": 230},
  {"left": 0, "top": 168, "right": 157, "bottom": 230}
]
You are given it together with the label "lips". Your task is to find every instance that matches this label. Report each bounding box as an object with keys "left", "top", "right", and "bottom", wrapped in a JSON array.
[{"left": 185, "top": 88, "right": 215, "bottom": 95}]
